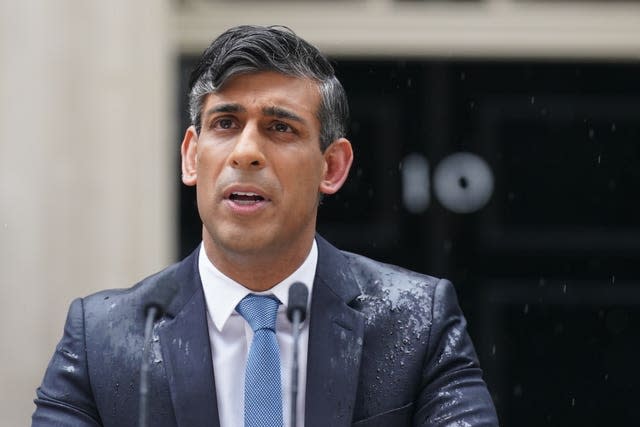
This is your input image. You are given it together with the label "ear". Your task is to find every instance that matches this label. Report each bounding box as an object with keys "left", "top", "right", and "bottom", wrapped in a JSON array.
[
  {"left": 181, "top": 126, "right": 198, "bottom": 186},
  {"left": 319, "top": 138, "right": 353, "bottom": 195}
]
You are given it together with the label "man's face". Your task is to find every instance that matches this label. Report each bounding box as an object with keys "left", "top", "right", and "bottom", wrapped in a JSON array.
[{"left": 181, "top": 71, "right": 349, "bottom": 264}]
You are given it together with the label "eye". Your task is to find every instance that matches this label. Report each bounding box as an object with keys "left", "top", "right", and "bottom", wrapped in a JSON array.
[
  {"left": 215, "top": 118, "right": 235, "bottom": 129},
  {"left": 269, "top": 122, "right": 295, "bottom": 134},
  {"left": 208, "top": 117, "right": 238, "bottom": 131}
]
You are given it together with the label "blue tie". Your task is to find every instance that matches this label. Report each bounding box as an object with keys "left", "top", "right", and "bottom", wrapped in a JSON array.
[{"left": 236, "top": 294, "right": 283, "bottom": 427}]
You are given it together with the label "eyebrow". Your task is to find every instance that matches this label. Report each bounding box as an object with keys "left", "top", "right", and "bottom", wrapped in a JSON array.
[
  {"left": 203, "top": 103, "right": 246, "bottom": 118},
  {"left": 263, "top": 106, "right": 306, "bottom": 124}
]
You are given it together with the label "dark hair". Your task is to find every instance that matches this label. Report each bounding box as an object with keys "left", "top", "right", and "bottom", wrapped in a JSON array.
[{"left": 188, "top": 25, "right": 349, "bottom": 151}]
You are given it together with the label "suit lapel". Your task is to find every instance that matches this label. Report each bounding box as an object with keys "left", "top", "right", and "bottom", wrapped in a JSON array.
[
  {"left": 305, "top": 236, "right": 365, "bottom": 427},
  {"left": 154, "top": 238, "right": 363, "bottom": 427},
  {"left": 158, "top": 249, "right": 221, "bottom": 427}
]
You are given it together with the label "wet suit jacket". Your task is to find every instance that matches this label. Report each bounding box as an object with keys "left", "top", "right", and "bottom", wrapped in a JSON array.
[{"left": 32, "top": 235, "right": 498, "bottom": 426}]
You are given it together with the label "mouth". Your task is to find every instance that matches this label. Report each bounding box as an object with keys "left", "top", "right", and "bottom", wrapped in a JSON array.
[
  {"left": 222, "top": 185, "right": 273, "bottom": 215},
  {"left": 228, "top": 191, "right": 267, "bottom": 205}
]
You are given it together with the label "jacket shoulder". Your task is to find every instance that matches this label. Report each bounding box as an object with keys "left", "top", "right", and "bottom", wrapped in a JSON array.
[
  {"left": 339, "top": 251, "right": 452, "bottom": 331},
  {"left": 84, "top": 262, "right": 178, "bottom": 300},
  {"left": 341, "top": 250, "right": 441, "bottom": 298},
  {"left": 81, "top": 261, "right": 183, "bottom": 328}
]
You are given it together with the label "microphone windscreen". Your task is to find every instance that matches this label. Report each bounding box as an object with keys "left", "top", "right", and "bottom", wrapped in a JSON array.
[
  {"left": 286, "top": 281, "right": 309, "bottom": 323},
  {"left": 144, "top": 278, "right": 179, "bottom": 319}
]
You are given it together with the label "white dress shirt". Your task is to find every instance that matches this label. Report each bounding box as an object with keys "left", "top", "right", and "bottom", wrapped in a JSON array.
[{"left": 199, "top": 240, "right": 317, "bottom": 427}]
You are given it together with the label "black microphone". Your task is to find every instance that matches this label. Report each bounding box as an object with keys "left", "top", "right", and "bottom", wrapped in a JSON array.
[
  {"left": 287, "top": 281, "right": 308, "bottom": 323},
  {"left": 287, "top": 281, "right": 309, "bottom": 427},
  {"left": 139, "top": 278, "right": 179, "bottom": 427},
  {"left": 144, "top": 280, "right": 179, "bottom": 321}
]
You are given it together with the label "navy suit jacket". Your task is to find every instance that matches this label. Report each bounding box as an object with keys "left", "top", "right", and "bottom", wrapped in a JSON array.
[{"left": 33, "top": 236, "right": 498, "bottom": 426}]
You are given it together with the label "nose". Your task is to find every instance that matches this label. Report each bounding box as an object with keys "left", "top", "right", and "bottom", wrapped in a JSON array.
[{"left": 228, "top": 124, "right": 266, "bottom": 170}]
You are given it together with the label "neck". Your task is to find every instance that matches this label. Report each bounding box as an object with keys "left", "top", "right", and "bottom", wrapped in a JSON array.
[{"left": 202, "top": 234, "right": 315, "bottom": 292}]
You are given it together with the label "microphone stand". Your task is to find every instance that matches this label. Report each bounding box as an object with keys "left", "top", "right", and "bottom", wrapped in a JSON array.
[
  {"left": 287, "top": 282, "right": 308, "bottom": 427},
  {"left": 290, "top": 309, "right": 302, "bottom": 427},
  {"left": 138, "top": 306, "right": 158, "bottom": 427},
  {"left": 138, "top": 275, "right": 178, "bottom": 427}
]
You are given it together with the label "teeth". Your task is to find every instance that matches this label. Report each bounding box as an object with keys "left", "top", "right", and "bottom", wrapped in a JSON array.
[{"left": 229, "top": 191, "right": 265, "bottom": 204}]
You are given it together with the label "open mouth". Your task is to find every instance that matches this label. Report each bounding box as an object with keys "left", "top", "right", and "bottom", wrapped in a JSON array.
[{"left": 228, "top": 191, "right": 266, "bottom": 205}]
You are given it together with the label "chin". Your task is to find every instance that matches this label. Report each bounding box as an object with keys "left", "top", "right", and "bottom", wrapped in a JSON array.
[{"left": 207, "top": 228, "right": 271, "bottom": 255}]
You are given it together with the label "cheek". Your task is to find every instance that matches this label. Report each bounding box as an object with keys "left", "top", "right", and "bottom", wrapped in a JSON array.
[
  {"left": 290, "top": 156, "right": 324, "bottom": 186},
  {"left": 294, "top": 165, "right": 325, "bottom": 204},
  {"left": 196, "top": 149, "right": 225, "bottom": 179},
  {"left": 194, "top": 158, "right": 224, "bottom": 205},
  {"left": 195, "top": 183, "right": 212, "bottom": 214}
]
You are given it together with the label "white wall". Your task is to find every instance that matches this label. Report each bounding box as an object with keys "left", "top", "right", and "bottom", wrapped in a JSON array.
[{"left": 0, "top": 1, "right": 174, "bottom": 425}]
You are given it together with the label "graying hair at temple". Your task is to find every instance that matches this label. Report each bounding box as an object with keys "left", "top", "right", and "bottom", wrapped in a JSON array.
[{"left": 187, "top": 25, "right": 349, "bottom": 151}]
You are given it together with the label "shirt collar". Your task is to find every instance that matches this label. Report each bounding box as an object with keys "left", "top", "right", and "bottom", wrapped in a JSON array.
[{"left": 199, "top": 239, "right": 317, "bottom": 332}]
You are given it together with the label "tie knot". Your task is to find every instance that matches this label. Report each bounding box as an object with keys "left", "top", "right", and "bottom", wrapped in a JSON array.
[{"left": 236, "top": 294, "right": 280, "bottom": 332}]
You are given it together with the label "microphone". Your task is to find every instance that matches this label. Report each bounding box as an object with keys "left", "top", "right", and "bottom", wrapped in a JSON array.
[
  {"left": 139, "top": 279, "right": 179, "bottom": 427},
  {"left": 287, "top": 281, "right": 308, "bottom": 323},
  {"left": 287, "top": 282, "right": 309, "bottom": 427},
  {"left": 144, "top": 280, "right": 179, "bottom": 321}
]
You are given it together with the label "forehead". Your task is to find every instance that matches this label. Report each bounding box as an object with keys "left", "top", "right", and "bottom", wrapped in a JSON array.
[{"left": 205, "top": 71, "right": 322, "bottom": 117}]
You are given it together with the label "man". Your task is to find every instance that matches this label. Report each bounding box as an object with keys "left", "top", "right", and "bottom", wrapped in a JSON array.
[{"left": 33, "top": 25, "right": 498, "bottom": 426}]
